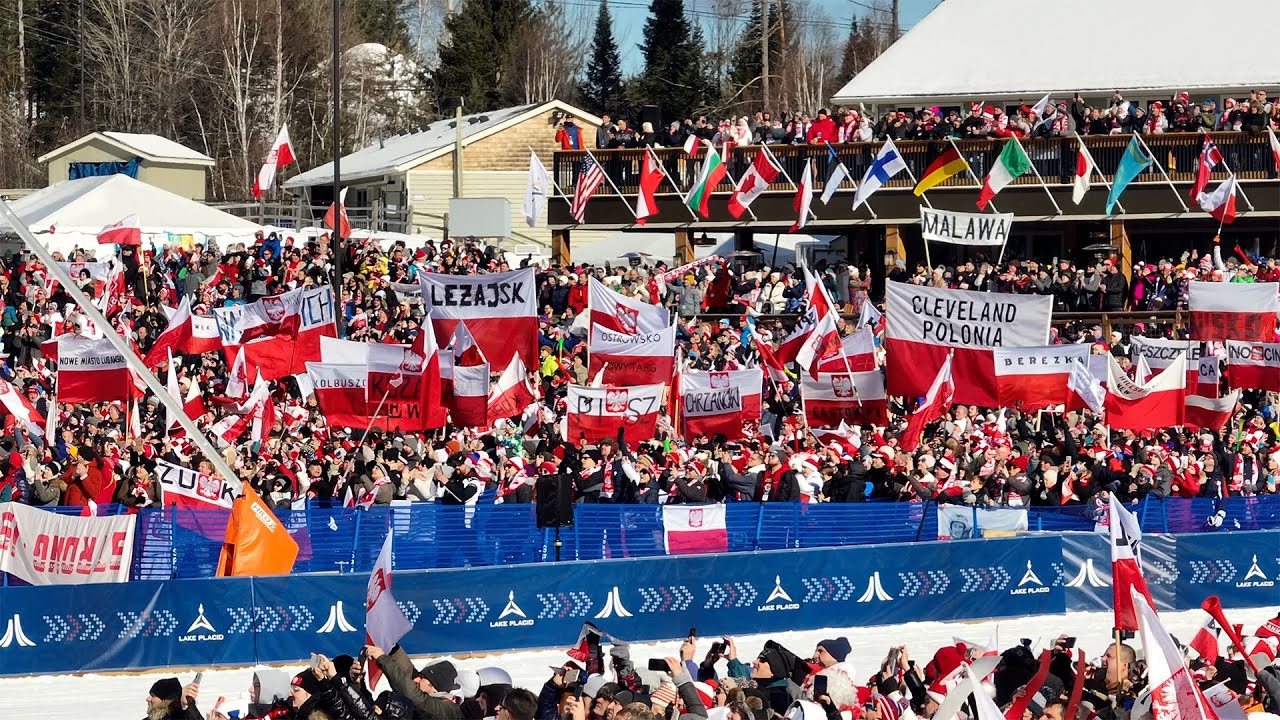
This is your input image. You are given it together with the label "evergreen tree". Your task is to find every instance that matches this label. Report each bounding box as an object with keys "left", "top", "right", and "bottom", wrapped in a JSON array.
[
  {"left": 579, "top": 0, "right": 623, "bottom": 116},
  {"left": 349, "top": 0, "right": 413, "bottom": 52},
  {"left": 839, "top": 18, "right": 861, "bottom": 82},
  {"left": 727, "top": 0, "right": 787, "bottom": 110},
  {"left": 433, "top": 0, "right": 533, "bottom": 113},
  {"left": 634, "top": 0, "right": 709, "bottom": 121},
  {"left": 29, "top": 0, "right": 83, "bottom": 143}
]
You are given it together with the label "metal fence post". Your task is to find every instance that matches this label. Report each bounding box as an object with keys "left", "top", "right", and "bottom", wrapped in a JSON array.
[{"left": 349, "top": 509, "right": 363, "bottom": 574}]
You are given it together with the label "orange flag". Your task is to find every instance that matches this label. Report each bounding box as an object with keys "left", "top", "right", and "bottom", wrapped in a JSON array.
[{"left": 216, "top": 485, "right": 299, "bottom": 576}]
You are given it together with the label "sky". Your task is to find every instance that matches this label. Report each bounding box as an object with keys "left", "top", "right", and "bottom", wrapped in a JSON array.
[{"left": 605, "top": 0, "right": 943, "bottom": 73}]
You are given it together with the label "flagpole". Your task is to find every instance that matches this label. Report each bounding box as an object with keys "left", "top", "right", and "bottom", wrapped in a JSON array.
[
  {"left": 896, "top": 150, "right": 932, "bottom": 210},
  {"left": 946, "top": 137, "right": 1001, "bottom": 214},
  {"left": 647, "top": 146, "right": 700, "bottom": 221},
  {"left": 1074, "top": 134, "right": 1126, "bottom": 214},
  {"left": 1014, "top": 136, "right": 1062, "bottom": 215},
  {"left": 761, "top": 143, "right": 818, "bottom": 221},
  {"left": 527, "top": 147, "right": 576, "bottom": 211},
  {"left": 583, "top": 148, "right": 640, "bottom": 220},
  {"left": 1134, "top": 134, "right": 1189, "bottom": 213}
]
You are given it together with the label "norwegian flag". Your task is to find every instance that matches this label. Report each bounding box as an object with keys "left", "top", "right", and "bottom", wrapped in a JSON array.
[{"left": 1191, "top": 135, "right": 1224, "bottom": 202}]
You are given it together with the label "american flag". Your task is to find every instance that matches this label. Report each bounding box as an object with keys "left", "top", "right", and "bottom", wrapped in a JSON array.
[{"left": 570, "top": 154, "right": 606, "bottom": 223}]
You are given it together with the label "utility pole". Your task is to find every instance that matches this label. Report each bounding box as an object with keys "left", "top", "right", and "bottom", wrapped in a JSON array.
[
  {"left": 453, "top": 99, "right": 464, "bottom": 198},
  {"left": 331, "top": 0, "right": 344, "bottom": 335},
  {"left": 891, "top": 0, "right": 900, "bottom": 41},
  {"left": 760, "top": 0, "right": 769, "bottom": 110}
]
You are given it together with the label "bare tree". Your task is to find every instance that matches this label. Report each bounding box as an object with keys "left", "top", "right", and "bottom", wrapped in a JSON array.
[
  {"left": 213, "top": 0, "right": 269, "bottom": 195},
  {"left": 784, "top": 0, "right": 841, "bottom": 114},
  {"left": 508, "top": 1, "right": 589, "bottom": 105}
]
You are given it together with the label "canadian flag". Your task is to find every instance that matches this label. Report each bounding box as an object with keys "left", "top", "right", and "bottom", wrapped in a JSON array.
[
  {"left": 1198, "top": 175, "right": 1239, "bottom": 224},
  {"left": 1184, "top": 390, "right": 1240, "bottom": 431},
  {"left": 97, "top": 214, "right": 142, "bottom": 246},
  {"left": 635, "top": 148, "right": 664, "bottom": 225},
  {"left": 1110, "top": 495, "right": 1156, "bottom": 631},
  {"left": 589, "top": 276, "right": 669, "bottom": 335},
  {"left": 143, "top": 297, "right": 224, "bottom": 367},
  {"left": 56, "top": 335, "right": 134, "bottom": 404},
  {"left": 662, "top": 505, "right": 728, "bottom": 555},
  {"left": 0, "top": 377, "right": 44, "bottom": 439},
  {"left": 899, "top": 353, "right": 954, "bottom": 452},
  {"left": 366, "top": 531, "right": 414, "bottom": 692},
  {"left": 727, "top": 149, "right": 781, "bottom": 219},
  {"left": 252, "top": 124, "right": 296, "bottom": 199},
  {"left": 487, "top": 353, "right": 537, "bottom": 425},
  {"left": 1105, "top": 352, "right": 1187, "bottom": 430}
]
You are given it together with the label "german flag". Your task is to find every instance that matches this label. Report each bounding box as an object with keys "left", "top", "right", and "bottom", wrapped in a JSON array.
[{"left": 913, "top": 146, "right": 969, "bottom": 196}]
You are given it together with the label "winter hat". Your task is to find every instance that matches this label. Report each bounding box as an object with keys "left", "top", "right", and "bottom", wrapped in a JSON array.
[
  {"left": 292, "top": 671, "right": 322, "bottom": 695},
  {"left": 924, "top": 643, "right": 967, "bottom": 681},
  {"left": 926, "top": 678, "right": 948, "bottom": 704},
  {"left": 417, "top": 660, "right": 460, "bottom": 691},
  {"left": 818, "top": 637, "right": 852, "bottom": 663},
  {"left": 453, "top": 669, "right": 481, "bottom": 699},
  {"left": 582, "top": 674, "right": 609, "bottom": 699},
  {"left": 477, "top": 667, "right": 514, "bottom": 687},
  {"left": 692, "top": 682, "right": 716, "bottom": 708},
  {"left": 149, "top": 678, "right": 183, "bottom": 701},
  {"left": 333, "top": 654, "right": 356, "bottom": 680}
]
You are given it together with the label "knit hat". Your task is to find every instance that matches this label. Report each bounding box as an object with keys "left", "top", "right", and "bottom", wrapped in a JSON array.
[
  {"left": 926, "top": 678, "right": 948, "bottom": 704},
  {"left": 692, "top": 682, "right": 716, "bottom": 708},
  {"left": 817, "top": 637, "right": 852, "bottom": 663},
  {"left": 292, "top": 671, "right": 321, "bottom": 695},
  {"left": 149, "top": 678, "right": 183, "bottom": 701},
  {"left": 924, "top": 643, "right": 967, "bottom": 681},
  {"left": 416, "top": 660, "right": 460, "bottom": 691}
]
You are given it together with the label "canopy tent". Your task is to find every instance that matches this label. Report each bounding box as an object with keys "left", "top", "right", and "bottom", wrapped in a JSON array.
[
  {"left": 832, "top": 0, "right": 1280, "bottom": 106},
  {"left": 0, "top": 174, "right": 261, "bottom": 254}
]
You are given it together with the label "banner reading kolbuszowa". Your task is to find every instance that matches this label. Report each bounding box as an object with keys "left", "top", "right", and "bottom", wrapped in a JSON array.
[
  {"left": 919, "top": 207, "right": 1014, "bottom": 246},
  {"left": 885, "top": 282, "right": 1051, "bottom": 405},
  {"left": 420, "top": 267, "right": 537, "bottom": 372},
  {"left": 0, "top": 502, "right": 134, "bottom": 585},
  {"left": 305, "top": 362, "right": 432, "bottom": 432}
]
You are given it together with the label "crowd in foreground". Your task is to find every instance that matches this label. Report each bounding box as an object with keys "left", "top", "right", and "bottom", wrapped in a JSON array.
[{"left": 142, "top": 615, "right": 1280, "bottom": 720}]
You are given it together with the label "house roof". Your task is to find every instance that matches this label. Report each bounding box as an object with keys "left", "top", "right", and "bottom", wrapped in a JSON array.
[
  {"left": 284, "top": 100, "right": 602, "bottom": 189},
  {"left": 37, "top": 132, "right": 215, "bottom": 166},
  {"left": 832, "top": 0, "right": 1280, "bottom": 105}
]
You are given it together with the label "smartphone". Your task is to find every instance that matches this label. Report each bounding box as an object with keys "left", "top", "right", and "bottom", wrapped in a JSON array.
[
  {"left": 648, "top": 658, "right": 670, "bottom": 672},
  {"left": 688, "top": 627, "right": 698, "bottom": 638},
  {"left": 310, "top": 653, "right": 320, "bottom": 671},
  {"left": 710, "top": 641, "right": 727, "bottom": 656},
  {"left": 1063, "top": 637, "right": 1077, "bottom": 649},
  {"left": 572, "top": 684, "right": 584, "bottom": 700},
  {"left": 193, "top": 671, "right": 204, "bottom": 686},
  {"left": 813, "top": 675, "right": 829, "bottom": 696}
]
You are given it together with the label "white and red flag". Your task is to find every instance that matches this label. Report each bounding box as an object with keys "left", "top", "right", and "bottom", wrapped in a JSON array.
[
  {"left": 681, "top": 368, "right": 762, "bottom": 420},
  {"left": 1270, "top": 126, "right": 1280, "bottom": 174},
  {"left": 304, "top": 363, "right": 432, "bottom": 432},
  {"left": 899, "top": 353, "right": 954, "bottom": 452},
  {"left": 420, "top": 267, "right": 538, "bottom": 372},
  {"left": 366, "top": 531, "right": 413, "bottom": 692},
  {"left": 679, "top": 383, "right": 744, "bottom": 440},
  {"left": 662, "top": 505, "right": 728, "bottom": 555},
  {"left": 801, "top": 371, "right": 888, "bottom": 429},
  {"left": 0, "top": 378, "right": 44, "bottom": 439},
  {"left": 993, "top": 344, "right": 1091, "bottom": 412},
  {"left": 752, "top": 333, "right": 791, "bottom": 385},
  {"left": 1133, "top": 587, "right": 1216, "bottom": 720},
  {"left": 1198, "top": 175, "right": 1239, "bottom": 224},
  {"left": 97, "top": 214, "right": 141, "bottom": 246},
  {"left": 324, "top": 187, "right": 353, "bottom": 238},
  {"left": 1188, "top": 281, "right": 1278, "bottom": 342},
  {"left": 1184, "top": 390, "right": 1240, "bottom": 431},
  {"left": 143, "top": 297, "right": 223, "bottom": 366},
  {"left": 588, "top": 323, "right": 676, "bottom": 386},
  {"left": 884, "top": 282, "right": 1051, "bottom": 407},
  {"left": 214, "top": 286, "right": 337, "bottom": 381},
  {"left": 1110, "top": 494, "right": 1156, "bottom": 631},
  {"left": 1071, "top": 137, "right": 1097, "bottom": 205},
  {"left": 635, "top": 148, "right": 664, "bottom": 225},
  {"left": 1066, "top": 358, "right": 1105, "bottom": 414},
  {"left": 1225, "top": 340, "right": 1280, "bottom": 392},
  {"left": 588, "top": 276, "right": 669, "bottom": 336},
  {"left": 252, "top": 124, "right": 296, "bottom": 199},
  {"left": 727, "top": 149, "right": 781, "bottom": 219},
  {"left": 487, "top": 353, "right": 537, "bottom": 425},
  {"left": 1189, "top": 614, "right": 1223, "bottom": 664},
  {"left": 815, "top": 326, "right": 877, "bottom": 373},
  {"left": 1129, "top": 336, "right": 1203, "bottom": 387},
  {"left": 810, "top": 422, "right": 861, "bottom": 457},
  {"left": 451, "top": 363, "right": 490, "bottom": 427},
  {"left": 565, "top": 383, "right": 665, "bottom": 444},
  {"left": 56, "top": 335, "right": 133, "bottom": 404},
  {"left": 792, "top": 269, "right": 842, "bottom": 379},
  {"left": 790, "top": 159, "right": 814, "bottom": 232},
  {"left": 1105, "top": 352, "right": 1187, "bottom": 430},
  {"left": 1190, "top": 135, "right": 1224, "bottom": 201}
]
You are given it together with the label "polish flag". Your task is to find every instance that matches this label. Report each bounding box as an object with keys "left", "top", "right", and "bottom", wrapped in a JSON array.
[
  {"left": 899, "top": 353, "right": 954, "bottom": 452},
  {"left": 366, "top": 530, "right": 413, "bottom": 692},
  {"left": 98, "top": 261, "right": 130, "bottom": 318},
  {"left": 752, "top": 333, "right": 791, "bottom": 385},
  {"left": 448, "top": 321, "right": 486, "bottom": 367},
  {"left": 214, "top": 286, "right": 337, "bottom": 381},
  {"left": 411, "top": 316, "right": 445, "bottom": 430},
  {"left": 304, "top": 363, "right": 433, "bottom": 432},
  {"left": 1184, "top": 390, "right": 1240, "bottom": 432},
  {"left": 801, "top": 371, "right": 889, "bottom": 429},
  {"left": 1129, "top": 336, "right": 1203, "bottom": 388},
  {"left": 793, "top": 269, "right": 841, "bottom": 379},
  {"left": 1189, "top": 615, "right": 1223, "bottom": 664},
  {"left": 183, "top": 376, "right": 207, "bottom": 420},
  {"left": 790, "top": 159, "right": 814, "bottom": 232},
  {"left": 1225, "top": 340, "right": 1280, "bottom": 392},
  {"left": 1133, "top": 588, "right": 1216, "bottom": 720},
  {"left": 1188, "top": 281, "right": 1278, "bottom": 342},
  {"left": 662, "top": 505, "right": 728, "bottom": 555},
  {"left": 810, "top": 422, "right": 861, "bottom": 457},
  {"left": 993, "top": 344, "right": 1091, "bottom": 412},
  {"left": 252, "top": 124, "right": 296, "bottom": 199},
  {"left": 96, "top": 214, "right": 142, "bottom": 246},
  {"left": 1269, "top": 126, "right": 1280, "bottom": 174},
  {"left": 588, "top": 323, "right": 676, "bottom": 386},
  {"left": 681, "top": 368, "right": 763, "bottom": 420},
  {"left": 815, "top": 326, "right": 877, "bottom": 373},
  {"left": 1105, "top": 352, "right": 1187, "bottom": 430},
  {"left": 1198, "top": 175, "right": 1239, "bottom": 224},
  {"left": 1111, "top": 495, "right": 1156, "bottom": 631},
  {"left": 588, "top": 276, "right": 669, "bottom": 336},
  {"left": 143, "top": 297, "right": 224, "bottom": 367},
  {"left": 366, "top": 343, "right": 427, "bottom": 404},
  {"left": 635, "top": 148, "right": 664, "bottom": 225},
  {"left": 56, "top": 335, "right": 134, "bottom": 404},
  {"left": 487, "top": 353, "right": 537, "bottom": 425},
  {"left": 420, "top": 267, "right": 538, "bottom": 373},
  {"left": 226, "top": 346, "right": 250, "bottom": 401},
  {"left": 0, "top": 378, "right": 44, "bottom": 439},
  {"left": 324, "top": 187, "right": 353, "bottom": 238},
  {"left": 565, "top": 383, "right": 665, "bottom": 444},
  {"left": 451, "top": 363, "right": 490, "bottom": 427},
  {"left": 165, "top": 350, "right": 183, "bottom": 431}
]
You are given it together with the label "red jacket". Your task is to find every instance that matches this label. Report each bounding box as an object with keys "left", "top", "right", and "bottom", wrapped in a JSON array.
[
  {"left": 567, "top": 283, "right": 588, "bottom": 315},
  {"left": 62, "top": 464, "right": 104, "bottom": 508},
  {"left": 806, "top": 118, "right": 837, "bottom": 144}
]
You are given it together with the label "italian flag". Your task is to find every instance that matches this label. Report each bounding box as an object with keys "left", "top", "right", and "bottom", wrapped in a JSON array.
[
  {"left": 977, "top": 138, "right": 1031, "bottom": 210},
  {"left": 686, "top": 141, "right": 727, "bottom": 218}
]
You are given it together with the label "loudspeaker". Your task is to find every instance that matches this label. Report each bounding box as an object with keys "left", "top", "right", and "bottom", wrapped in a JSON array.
[
  {"left": 536, "top": 474, "right": 574, "bottom": 528},
  {"left": 641, "top": 105, "right": 663, "bottom": 132}
]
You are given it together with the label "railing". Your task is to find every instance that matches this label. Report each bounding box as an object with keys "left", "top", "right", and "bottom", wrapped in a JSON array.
[
  {"left": 21, "top": 495, "right": 1278, "bottom": 582},
  {"left": 553, "top": 132, "right": 1278, "bottom": 199},
  {"left": 211, "top": 199, "right": 412, "bottom": 235}
]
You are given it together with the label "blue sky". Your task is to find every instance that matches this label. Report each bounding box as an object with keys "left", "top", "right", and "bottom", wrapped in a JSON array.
[{"left": 607, "top": 0, "right": 942, "bottom": 73}]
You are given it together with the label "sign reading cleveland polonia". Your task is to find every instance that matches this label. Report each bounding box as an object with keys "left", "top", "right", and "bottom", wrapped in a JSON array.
[{"left": 919, "top": 207, "right": 1014, "bottom": 246}]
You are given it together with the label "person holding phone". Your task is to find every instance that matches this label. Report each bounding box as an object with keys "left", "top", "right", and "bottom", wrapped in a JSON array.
[{"left": 143, "top": 675, "right": 202, "bottom": 720}]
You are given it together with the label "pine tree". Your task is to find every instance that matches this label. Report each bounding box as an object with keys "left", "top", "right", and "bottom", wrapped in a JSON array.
[
  {"left": 29, "top": 0, "right": 83, "bottom": 144},
  {"left": 579, "top": 0, "right": 623, "bottom": 116},
  {"left": 634, "top": 0, "right": 709, "bottom": 121},
  {"left": 348, "top": 0, "right": 412, "bottom": 52},
  {"left": 839, "top": 18, "right": 861, "bottom": 82},
  {"left": 433, "top": 0, "right": 534, "bottom": 112},
  {"left": 727, "top": 0, "right": 787, "bottom": 110}
]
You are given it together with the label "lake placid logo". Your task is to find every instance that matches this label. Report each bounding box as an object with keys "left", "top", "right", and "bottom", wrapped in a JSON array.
[
  {"left": 491, "top": 591, "right": 535, "bottom": 628},
  {"left": 0, "top": 614, "right": 35, "bottom": 648},
  {"left": 594, "top": 587, "right": 633, "bottom": 619},
  {"left": 178, "top": 604, "right": 224, "bottom": 643},
  {"left": 758, "top": 576, "right": 799, "bottom": 612},
  {"left": 1012, "top": 560, "right": 1050, "bottom": 596},
  {"left": 318, "top": 601, "right": 358, "bottom": 633}
]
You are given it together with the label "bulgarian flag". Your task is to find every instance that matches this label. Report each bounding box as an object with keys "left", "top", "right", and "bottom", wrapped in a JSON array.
[
  {"left": 978, "top": 138, "right": 1032, "bottom": 210},
  {"left": 686, "top": 141, "right": 727, "bottom": 218}
]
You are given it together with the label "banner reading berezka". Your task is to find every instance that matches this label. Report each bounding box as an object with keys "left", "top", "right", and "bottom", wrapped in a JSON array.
[
  {"left": 918, "top": 207, "right": 1014, "bottom": 246},
  {"left": 885, "top": 282, "right": 1051, "bottom": 406},
  {"left": 0, "top": 501, "right": 135, "bottom": 585},
  {"left": 565, "top": 383, "right": 665, "bottom": 444},
  {"left": 419, "top": 267, "right": 537, "bottom": 372}
]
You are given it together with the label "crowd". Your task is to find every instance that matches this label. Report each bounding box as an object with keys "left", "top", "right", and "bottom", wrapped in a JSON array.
[
  {"left": 552, "top": 89, "right": 1278, "bottom": 151},
  {"left": 142, "top": 621, "right": 1280, "bottom": 720}
]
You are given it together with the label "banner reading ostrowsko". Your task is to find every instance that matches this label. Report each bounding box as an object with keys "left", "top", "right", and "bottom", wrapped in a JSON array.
[
  {"left": 680, "top": 368, "right": 763, "bottom": 420},
  {"left": 588, "top": 324, "right": 676, "bottom": 386},
  {"left": 993, "top": 344, "right": 1092, "bottom": 411},
  {"left": 214, "top": 286, "right": 337, "bottom": 381},
  {"left": 918, "top": 207, "right": 1014, "bottom": 246},
  {"left": 305, "top": 362, "right": 432, "bottom": 432},
  {"left": 0, "top": 501, "right": 134, "bottom": 585},
  {"left": 1188, "top": 281, "right": 1279, "bottom": 342},
  {"left": 801, "top": 371, "right": 888, "bottom": 428},
  {"left": 1226, "top": 340, "right": 1280, "bottom": 392},
  {"left": 57, "top": 335, "right": 134, "bottom": 404},
  {"left": 155, "top": 459, "right": 236, "bottom": 510},
  {"left": 885, "top": 282, "right": 1051, "bottom": 406},
  {"left": 565, "top": 383, "right": 665, "bottom": 444},
  {"left": 419, "top": 267, "right": 537, "bottom": 373}
]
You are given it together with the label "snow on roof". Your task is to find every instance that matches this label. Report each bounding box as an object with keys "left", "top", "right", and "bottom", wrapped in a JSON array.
[
  {"left": 832, "top": 0, "right": 1280, "bottom": 106},
  {"left": 37, "top": 132, "right": 215, "bottom": 165}
]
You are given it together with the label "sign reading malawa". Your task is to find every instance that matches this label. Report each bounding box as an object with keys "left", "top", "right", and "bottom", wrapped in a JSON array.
[{"left": 919, "top": 207, "right": 1014, "bottom": 246}]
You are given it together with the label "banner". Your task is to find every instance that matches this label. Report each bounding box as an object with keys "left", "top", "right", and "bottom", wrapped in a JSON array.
[
  {"left": 814, "top": 327, "right": 877, "bottom": 373},
  {"left": 1188, "top": 281, "right": 1279, "bottom": 342},
  {"left": 885, "top": 282, "right": 1051, "bottom": 406},
  {"left": 680, "top": 368, "right": 763, "bottom": 420},
  {"left": 1185, "top": 391, "right": 1240, "bottom": 431},
  {"left": 662, "top": 505, "right": 728, "bottom": 555},
  {"left": 366, "top": 343, "right": 425, "bottom": 403},
  {"left": 215, "top": 286, "right": 337, "bottom": 381},
  {"left": 681, "top": 385, "right": 744, "bottom": 441},
  {"left": 1129, "top": 336, "right": 1201, "bottom": 388},
  {"left": 589, "top": 277, "right": 670, "bottom": 336},
  {"left": 937, "top": 506, "right": 1029, "bottom": 540},
  {"left": 305, "top": 363, "right": 431, "bottom": 432},
  {"left": 56, "top": 335, "right": 133, "bottom": 404},
  {"left": 993, "top": 344, "right": 1091, "bottom": 412},
  {"left": 1105, "top": 353, "right": 1187, "bottom": 430},
  {"left": 420, "top": 267, "right": 537, "bottom": 372},
  {"left": 0, "top": 501, "right": 134, "bottom": 585},
  {"left": 588, "top": 324, "right": 676, "bottom": 386},
  {"left": 56, "top": 261, "right": 111, "bottom": 285},
  {"left": 918, "top": 207, "right": 1014, "bottom": 246},
  {"left": 800, "top": 371, "right": 888, "bottom": 428},
  {"left": 565, "top": 383, "right": 665, "bottom": 444},
  {"left": 155, "top": 459, "right": 236, "bottom": 510},
  {"left": 1226, "top": 341, "right": 1280, "bottom": 392}
]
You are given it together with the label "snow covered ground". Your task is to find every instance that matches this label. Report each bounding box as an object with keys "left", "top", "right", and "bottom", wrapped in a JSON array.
[{"left": 5, "top": 606, "right": 1273, "bottom": 720}]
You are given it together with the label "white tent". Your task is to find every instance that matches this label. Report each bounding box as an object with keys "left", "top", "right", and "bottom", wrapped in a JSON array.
[{"left": 0, "top": 174, "right": 261, "bottom": 254}]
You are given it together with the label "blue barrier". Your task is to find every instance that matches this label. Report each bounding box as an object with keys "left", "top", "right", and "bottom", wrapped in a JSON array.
[{"left": 3, "top": 529, "right": 1280, "bottom": 677}]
